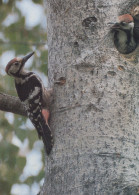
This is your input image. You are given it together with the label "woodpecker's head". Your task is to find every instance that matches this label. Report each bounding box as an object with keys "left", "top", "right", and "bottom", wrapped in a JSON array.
[
  {"left": 5, "top": 52, "right": 34, "bottom": 76},
  {"left": 111, "top": 14, "right": 134, "bottom": 32}
]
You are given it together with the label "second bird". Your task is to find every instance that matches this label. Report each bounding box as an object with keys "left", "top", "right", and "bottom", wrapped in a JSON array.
[{"left": 111, "top": 14, "right": 137, "bottom": 54}]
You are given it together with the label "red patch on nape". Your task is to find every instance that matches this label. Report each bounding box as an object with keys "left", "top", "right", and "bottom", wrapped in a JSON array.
[
  {"left": 5, "top": 58, "right": 17, "bottom": 74},
  {"left": 118, "top": 14, "right": 133, "bottom": 23}
]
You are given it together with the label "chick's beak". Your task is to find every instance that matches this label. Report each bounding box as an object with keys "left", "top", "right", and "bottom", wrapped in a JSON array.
[
  {"left": 22, "top": 52, "right": 34, "bottom": 65},
  {"left": 110, "top": 23, "right": 121, "bottom": 29}
]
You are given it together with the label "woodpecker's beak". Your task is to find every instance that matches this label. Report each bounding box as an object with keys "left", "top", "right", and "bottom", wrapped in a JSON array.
[{"left": 22, "top": 52, "right": 34, "bottom": 65}]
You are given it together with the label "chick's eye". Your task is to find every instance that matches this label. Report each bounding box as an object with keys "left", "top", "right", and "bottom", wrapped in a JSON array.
[{"left": 121, "top": 22, "right": 126, "bottom": 25}]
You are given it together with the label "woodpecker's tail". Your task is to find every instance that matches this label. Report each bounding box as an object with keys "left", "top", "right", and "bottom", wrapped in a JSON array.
[
  {"left": 29, "top": 113, "right": 53, "bottom": 155},
  {"left": 39, "top": 117, "right": 53, "bottom": 155}
]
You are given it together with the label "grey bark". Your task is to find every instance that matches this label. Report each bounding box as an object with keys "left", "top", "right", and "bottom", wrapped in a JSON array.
[
  {"left": 0, "top": 92, "right": 27, "bottom": 116},
  {"left": 43, "top": 0, "right": 139, "bottom": 194}
]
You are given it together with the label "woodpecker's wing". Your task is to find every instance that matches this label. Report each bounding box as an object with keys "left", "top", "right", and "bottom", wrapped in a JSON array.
[{"left": 26, "top": 85, "right": 53, "bottom": 155}]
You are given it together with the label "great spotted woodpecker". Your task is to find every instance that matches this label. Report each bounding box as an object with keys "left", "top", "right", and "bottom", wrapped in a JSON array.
[
  {"left": 111, "top": 14, "right": 137, "bottom": 54},
  {"left": 5, "top": 52, "right": 53, "bottom": 155}
]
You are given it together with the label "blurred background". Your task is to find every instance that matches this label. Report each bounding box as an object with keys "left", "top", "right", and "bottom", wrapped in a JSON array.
[{"left": 0, "top": 0, "right": 48, "bottom": 194}]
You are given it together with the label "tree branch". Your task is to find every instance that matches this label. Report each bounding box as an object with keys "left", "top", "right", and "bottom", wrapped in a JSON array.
[{"left": 0, "top": 92, "right": 27, "bottom": 117}]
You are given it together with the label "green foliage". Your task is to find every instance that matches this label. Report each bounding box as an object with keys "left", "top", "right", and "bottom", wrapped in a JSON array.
[
  {"left": 0, "top": 0, "right": 47, "bottom": 194},
  {"left": 25, "top": 170, "right": 44, "bottom": 185},
  {"left": 32, "top": 0, "right": 43, "bottom": 4}
]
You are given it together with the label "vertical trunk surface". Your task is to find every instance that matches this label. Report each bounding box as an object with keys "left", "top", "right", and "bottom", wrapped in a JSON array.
[{"left": 43, "top": 0, "right": 139, "bottom": 194}]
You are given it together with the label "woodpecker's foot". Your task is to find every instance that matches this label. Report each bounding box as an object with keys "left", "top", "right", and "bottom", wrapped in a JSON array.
[
  {"left": 42, "top": 109, "right": 50, "bottom": 125},
  {"left": 43, "top": 88, "right": 53, "bottom": 108},
  {"left": 47, "top": 88, "right": 53, "bottom": 95}
]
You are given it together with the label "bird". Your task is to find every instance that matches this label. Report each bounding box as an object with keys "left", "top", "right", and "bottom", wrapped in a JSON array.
[
  {"left": 111, "top": 14, "right": 137, "bottom": 54},
  {"left": 5, "top": 52, "right": 53, "bottom": 155}
]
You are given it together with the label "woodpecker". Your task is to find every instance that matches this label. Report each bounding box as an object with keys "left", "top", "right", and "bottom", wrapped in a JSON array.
[
  {"left": 5, "top": 52, "right": 53, "bottom": 155},
  {"left": 111, "top": 14, "right": 137, "bottom": 54}
]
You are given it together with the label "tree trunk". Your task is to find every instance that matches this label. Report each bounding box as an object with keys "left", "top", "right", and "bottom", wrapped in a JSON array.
[{"left": 43, "top": 0, "right": 139, "bottom": 194}]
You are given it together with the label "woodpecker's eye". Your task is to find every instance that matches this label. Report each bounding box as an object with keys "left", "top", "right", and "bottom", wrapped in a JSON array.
[{"left": 14, "top": 62, "right": 19, "bottom": 65}]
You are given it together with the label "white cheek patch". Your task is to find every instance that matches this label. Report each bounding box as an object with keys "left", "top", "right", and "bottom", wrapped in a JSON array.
[{"left": 9, "top": 64, "right": 20, "bottom": 74}]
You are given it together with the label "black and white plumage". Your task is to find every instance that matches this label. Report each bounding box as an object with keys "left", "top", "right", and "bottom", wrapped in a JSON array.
[
  {"left": 111, "top": 14, "right": 137, "bottom": 54},
  {"left": 5, "top": 52, "right": 53, "bottom": 155}
]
